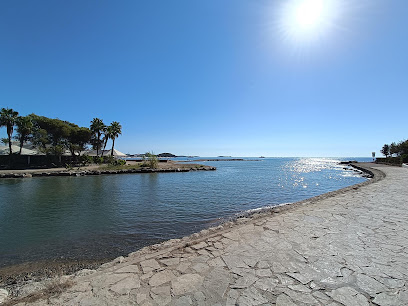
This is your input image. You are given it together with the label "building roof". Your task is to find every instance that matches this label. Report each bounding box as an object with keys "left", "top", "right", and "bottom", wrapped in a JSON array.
[
  {"left": 82, "top": 149, "right": 126, "bottom": 157},
  {"left": 0, "top": 145, "right": 41, "bottom": 155}
]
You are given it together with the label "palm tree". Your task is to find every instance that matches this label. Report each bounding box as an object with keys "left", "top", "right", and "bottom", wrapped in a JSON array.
[
  {"left": 90, "top": 118, "right": 105, "bottom": 156},
  {"left": 15, "top": 116, "right": 33, "bottom": 154},
  {"left": 0, "top": 108, "right": 19, "bottom": 155},
  {"left": 101, "top": 125, "right": 112, "bottom": 156},
  {"left": 109, "top": 121, "right": 122, "bottom": 156}
]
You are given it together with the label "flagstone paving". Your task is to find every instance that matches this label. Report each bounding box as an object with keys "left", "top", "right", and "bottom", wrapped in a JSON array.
[{"left": 6, "top": 164, "right": 408, "bottom": 305}]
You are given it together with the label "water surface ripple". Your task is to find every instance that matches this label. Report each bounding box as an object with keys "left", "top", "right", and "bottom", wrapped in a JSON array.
[{"left": 0, "top": 157, "right": 369, "bottom": 267}]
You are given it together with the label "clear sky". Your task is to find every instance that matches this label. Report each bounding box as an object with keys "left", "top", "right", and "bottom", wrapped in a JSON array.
[{"left": 1, "top": 0, "right": 406, "bottom": 157}]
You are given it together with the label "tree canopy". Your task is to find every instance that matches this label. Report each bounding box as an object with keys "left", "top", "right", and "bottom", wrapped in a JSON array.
[
  {"left": 380, "top": 144, "right": 390, "bottom": 157},
  {"left": 90, "top": 118, "right": 105, "bottom": 157},
  {"left": 15, "top": 115, "right": 33, "bottom": 154},
  {"left": 108, "top": 121, "right": 122, "bottom": 156},
  {"left": 381, "top": 140, "right": 408, "bottom": 157},
  {"left": 0, "top": 110, "right": 122, "bottom": 158}
]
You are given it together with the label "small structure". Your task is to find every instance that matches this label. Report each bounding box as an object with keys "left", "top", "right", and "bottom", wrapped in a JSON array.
[
  {"left": 81, "top": 149, "right": 127, "bottom": 157},
  {"left": 0, "top": 145, "right": 40, "bottom": 155}
]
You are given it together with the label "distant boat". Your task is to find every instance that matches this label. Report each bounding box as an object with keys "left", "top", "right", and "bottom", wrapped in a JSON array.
[{"left": 259, "top": 156, "right": 265, "bottom": 158}]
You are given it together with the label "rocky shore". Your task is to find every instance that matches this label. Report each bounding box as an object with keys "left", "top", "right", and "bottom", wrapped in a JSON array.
[
  {"left": 0, "top": 163, "right": 216, "bottom": 179},
  {"left": 0, "top": 259, "right": 107, "bottom": 303},
  {"left": 2, "top": 163, "right": 407, "bottom": 305}
]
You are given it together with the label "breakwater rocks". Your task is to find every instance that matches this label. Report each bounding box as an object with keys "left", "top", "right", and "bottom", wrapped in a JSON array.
[
  {"left": 339, "top": 160, "right": 358, "bottom": 164},
  {"left": 0, "top": 166, "right": 216, "bottom": 179},
  {"left": 350, "top": 163, "right": 375, "bottom": 178},
  {"left": 338, "top": 161, "right": 374, "bottom": 179}
]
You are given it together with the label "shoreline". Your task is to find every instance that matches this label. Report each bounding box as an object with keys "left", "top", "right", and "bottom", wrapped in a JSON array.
[
  {"left": 0, "top": 161, "right": 216, "bottom": 179},
  {"left": 0, "top": 162, "right": 383, "bottom": 303},
  {"left": 178, "top": 159, "right": 262, "bottom": 162}
]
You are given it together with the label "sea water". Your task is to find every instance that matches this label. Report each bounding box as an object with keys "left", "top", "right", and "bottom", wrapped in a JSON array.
[{"left": 0, "top": 157, "right": 370, "bottom": 267}]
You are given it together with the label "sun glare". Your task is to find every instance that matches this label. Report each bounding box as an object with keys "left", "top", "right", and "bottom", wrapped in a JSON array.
[
  {"left": 278, "top": 0, "right": 341, "bottom": 47},
  {"left": 294, "top": 0, "right": 326, "bottom": 28}
]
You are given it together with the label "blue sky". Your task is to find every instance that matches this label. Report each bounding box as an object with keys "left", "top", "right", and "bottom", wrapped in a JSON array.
[{"left": 1, "top": 0, "right": 406, "bottom": 157}]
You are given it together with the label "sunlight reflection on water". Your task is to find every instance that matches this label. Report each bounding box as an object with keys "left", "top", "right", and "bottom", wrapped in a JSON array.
[{"left": 0, "top": 157, "right": 370, "bottom": 266}]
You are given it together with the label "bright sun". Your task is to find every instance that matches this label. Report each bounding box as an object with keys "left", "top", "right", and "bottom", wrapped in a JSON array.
[
  {"left": 279, "top": 0, "right": 341, "bottom": 46},
  {"left": 295, "top": 0, "right": 327, "bottom": 28}
]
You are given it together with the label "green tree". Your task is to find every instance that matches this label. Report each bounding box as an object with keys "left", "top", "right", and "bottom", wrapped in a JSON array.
[
  {"left": 0, "top": 108, "right": 19, "bottom": 155},
  {"left": 108, "top": 121, "right": 122, "bottom": 156},
  {"left": 90, "top": 118, "right": 105, "bottom": 157},
  {"left": 144, "top": 151, "right": 158, "bottom": 169},
  {"left": 15, "top": 115, "right": 33, "bottom": 154},
  {"left": 31, "top": 126, "right": 49, "bottom": 153},
  {"left": 31, "top": 115, "right": 53, "bottom": 153},
  {"left": 30, "top": 114, "right": 90, "bottom": 156},
  {"left": 386, "top": 140, "right": 408, "bottom": 157},
  {"left": 380, "top": 144, "right": 390, "bottom": 157},
  {"left": 390, "top": 142, "right": 398, "bottom": 157},
  {"left": 48, "top": 120, "right": 72, "bottom": 155},
  {"left": 67, "top": 127, "right": 91, "bottom": 157},
  {"left": 101, "top": 125, "right": 111, "bottom": 156},
  {"left": 398, "top": 139, "right": 408, "bottom": 156},
  {"left": 31, "top": 115, "right": 72, "bottom": 155}
]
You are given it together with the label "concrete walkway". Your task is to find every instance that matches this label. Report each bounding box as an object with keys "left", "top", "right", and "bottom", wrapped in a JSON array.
[{"left": 7, "top": 164, "right": 408, "bottom": 305}]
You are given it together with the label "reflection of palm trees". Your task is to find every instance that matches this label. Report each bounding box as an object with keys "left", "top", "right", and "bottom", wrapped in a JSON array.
[
  {"left": 139, "top": 172, "right": 159, "bottom": 207},
  {"left": 0, "top": 108, "right": 19, "bottom": 155}
]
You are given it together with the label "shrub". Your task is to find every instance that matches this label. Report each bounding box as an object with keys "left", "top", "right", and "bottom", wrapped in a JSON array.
[
  {"left": 140, "top": 162, "right": 149, "bottom": 168},
  {"left": 102, "top": 155, "right": 115, "bottom": 164},
  {"left": 144, "top": 151, "right": 158, "bottom": 169},
  {"left": 92, "top": 156, "right": 104, "bottom": 164},
  {"left": 110, "top": 159, "right": 126, "bottom": 166},
  {"left": 80, "top": 155, "right": 93, "bottom": 166},
  {"left": 376, "top": 157, "right": 403, "bottom": 165}
]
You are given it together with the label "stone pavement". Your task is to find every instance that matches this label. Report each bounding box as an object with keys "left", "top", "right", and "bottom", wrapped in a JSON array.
[{"left": 7, "top": 164, "right": 408, "bottom": 305}]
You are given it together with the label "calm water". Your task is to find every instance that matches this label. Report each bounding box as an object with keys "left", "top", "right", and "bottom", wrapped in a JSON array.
[{"left": 0, "top": 157, "right": 370, "bottom": 267}]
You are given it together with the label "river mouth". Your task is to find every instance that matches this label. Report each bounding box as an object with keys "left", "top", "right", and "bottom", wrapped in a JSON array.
[{"left": 0, "top": 158, "right": 370, "bottom": 272}]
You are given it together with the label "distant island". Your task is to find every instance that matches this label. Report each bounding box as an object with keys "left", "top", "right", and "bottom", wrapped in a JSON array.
[
  {"left": 126, "top": 153, "right": 198, "bottom": 158},
  {"left": 157, "top": 153, "right": 177, "bottom": 158}
]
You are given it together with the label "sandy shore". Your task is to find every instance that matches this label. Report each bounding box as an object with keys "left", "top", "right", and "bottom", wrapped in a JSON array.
[{"left": 2, "top": 163, "right": 407, "bottom": 305}]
